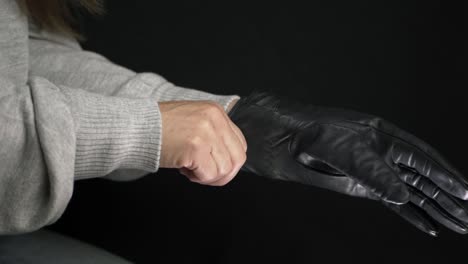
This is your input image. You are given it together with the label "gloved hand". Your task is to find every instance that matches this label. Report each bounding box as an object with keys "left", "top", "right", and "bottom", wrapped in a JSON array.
[{"left": 228, "top": 90, "right": 468, "bottom": 236}]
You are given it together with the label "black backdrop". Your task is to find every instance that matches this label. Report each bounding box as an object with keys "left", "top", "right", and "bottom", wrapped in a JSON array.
[{"left": 49, "top": 0, "right": 467, "bottom": 263}]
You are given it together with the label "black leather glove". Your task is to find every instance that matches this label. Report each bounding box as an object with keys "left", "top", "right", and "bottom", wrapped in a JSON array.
[{"left": 228, "top": 90, "right": 468, "bottom": 236}]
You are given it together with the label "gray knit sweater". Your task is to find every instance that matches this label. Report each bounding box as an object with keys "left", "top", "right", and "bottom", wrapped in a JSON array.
[{"left": 0, "top": 0, "right": 240, "bottom": 234}]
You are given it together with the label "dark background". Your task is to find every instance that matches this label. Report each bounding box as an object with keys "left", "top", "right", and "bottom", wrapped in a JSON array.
[{"left": 49, "top": 0, "right": 467, "bottom": 263}]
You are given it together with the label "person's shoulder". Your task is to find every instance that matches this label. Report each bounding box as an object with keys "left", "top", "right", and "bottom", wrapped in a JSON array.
[{"left": 28, "top": 19, "right": 82, "bottom": 50}]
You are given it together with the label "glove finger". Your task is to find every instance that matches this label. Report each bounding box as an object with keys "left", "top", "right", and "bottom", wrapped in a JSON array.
[
  {"left": 382, "top": 200, "right": 439, "bottom": 237},
  {"left": 399, "top": 168, "right": 468, "bottom": 223},
  {"left": 385, "top": 121, "right": 468, "bottom": 181},
  {"left": 392, "top": 141, "right": 468, "bottom": 200},
  {"left": 291, "top": 124, "right": 409, "bottom": 204},
  {"left": 409, "top": 187, "right": 468, "bottom": 234}
]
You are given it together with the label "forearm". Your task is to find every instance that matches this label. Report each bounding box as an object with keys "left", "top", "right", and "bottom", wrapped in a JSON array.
[
  {"left": 28, "top": 23, "right": 240, "bottom": 113},
  {"left": 27, "top": 21, "right": 241, "bottom": 183},
  {"left": 1, "top": 0, "right": 168, "bottom": 232}
]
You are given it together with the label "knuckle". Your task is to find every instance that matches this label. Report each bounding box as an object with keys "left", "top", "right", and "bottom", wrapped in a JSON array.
[
  {"left": 187, "top": 136, "right": 203, "bottom": 149},
  {"left": 228, "top": 160, "right": 242, "bottom": 176},
  {"left": 201, "top": 103, "right": 222, "bottom": 116},
  {"left": 219, "top": 163, "right": 233, "bottom": 177},
  {"left": 201, "top": 174, "right": 218, "bottom": 184},
  {"left": 241, "top": 151, "right": 247, "bottom": 162},
  {"left": 195, "top": 175, "right": 208, "bottom": 184},
  {"left": 234, "top": 151, "right": 247, "bottom": 166},
  {"left": 197, "top": 119, "right": 212, "bottom": 131},
  {"left": 176, "top": 157, "right": 191, "bottom": 168},
  {"left": 229, "top": 166, "right": 241, "bottom": 179},
  {"left": 199, "top": 103, "right": 227, "bottom": 130}
]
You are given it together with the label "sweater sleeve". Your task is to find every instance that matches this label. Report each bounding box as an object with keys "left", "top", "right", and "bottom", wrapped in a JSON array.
[
  {"left": 27, "top": 22, "right": 241, "bottom": 181},
  {"left": 1, "top": 0, "right": 162, "bottom": 234},
  {"left": 27, "top": 21, "right": 241, "bottom": 113}
]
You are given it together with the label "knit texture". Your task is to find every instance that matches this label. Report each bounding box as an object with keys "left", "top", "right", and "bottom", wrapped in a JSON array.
[{"left": 0, "top": 0, "right": 240, "bottom": 234}]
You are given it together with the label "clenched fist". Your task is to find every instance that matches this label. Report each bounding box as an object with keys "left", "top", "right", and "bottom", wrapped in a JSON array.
[{"left": 159, "top": 100, "right": 247, "bottom": 186}]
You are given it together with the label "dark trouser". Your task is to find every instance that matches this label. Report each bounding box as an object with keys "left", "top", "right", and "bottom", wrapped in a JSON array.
[{"left": 0, "top": 229, "right": 132, "bottom": 263}]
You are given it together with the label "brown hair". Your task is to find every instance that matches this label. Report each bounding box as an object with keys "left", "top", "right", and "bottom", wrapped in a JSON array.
[{"left": 17, "top": 0, "right": 104, "bottom": 40}]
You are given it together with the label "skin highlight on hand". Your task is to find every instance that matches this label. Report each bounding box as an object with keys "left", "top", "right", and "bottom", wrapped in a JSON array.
[{"left": 158, "top": 100, "right": 247, "bottom": 186}]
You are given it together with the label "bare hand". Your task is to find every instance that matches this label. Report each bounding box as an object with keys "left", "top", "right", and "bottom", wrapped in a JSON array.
[{"left": 159, "top": 100, "right": 247, "bottom": 186}]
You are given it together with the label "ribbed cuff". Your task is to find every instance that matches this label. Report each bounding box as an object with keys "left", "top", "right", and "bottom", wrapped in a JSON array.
[
  {"left": 135, "top": 73, "right": 241, "bottom": 112},
  {"left": 61, "top": 87, "right": 162, "bottom": 180}
]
